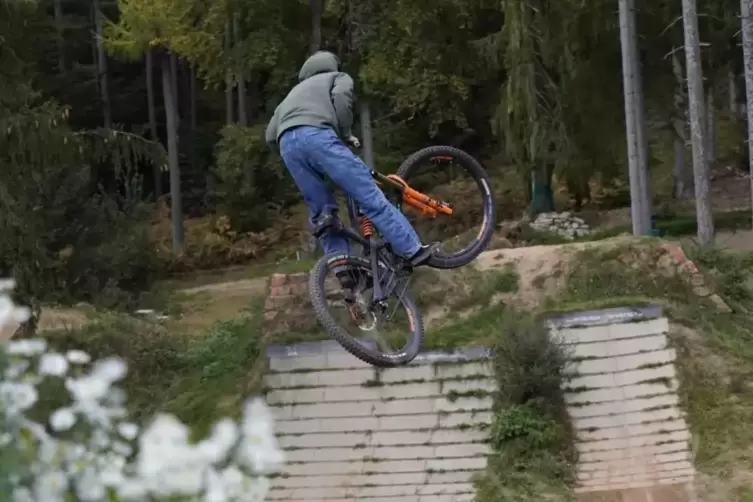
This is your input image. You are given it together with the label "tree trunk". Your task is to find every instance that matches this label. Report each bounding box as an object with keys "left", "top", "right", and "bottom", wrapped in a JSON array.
[
  {"left": 53, "top": 0, "right": 66, "bottom": 73},
  {"left": 170, "top": 53, "right": 180, "bottom": 126},
  {"left": 310, "top": 0, "right": 324, "bottom": 54},
  {"left": 618, "top": 0, "right": 648, "bottom": 235},
  {"left": 673, "top": 136, "right": 686, "bottom": 199},
  {"left": 93, "top": 0, "right": 111, "bottom": 128},
  {"left": 359, "top": 102, "right": 375, "bottom": 168},
  {"left": 682, "top": 0, "right": 714, "bottom": 244},
  {"left": 628, "top": 9, "right": 652, "bottom": 231},
  {"left": 741, "top": 0, "right": 753, "bottom": 227},
  {"left": 729, "top": 68, "right": 738, "bottom": 117},
  {"left": 706, "top": 89, "right": 716, "bottom": 170},
  {"left": 530, "top": 163, "right": 555, "bottom": 215},
  {"left": 672, "top": 51, "right": 693, "bottom": 198},
  {"left": 225, "top": 19, "right": 234, "bottom": 125},
  {"left": 234, "top": 16, "right": 248, "bottom": 126},
  {"left": 146, "top": 50, "right": 162, "bottom": 199},
  {"left": 190, "top": 64, "right": 198, "bottom": 171},
  {"left": 161, "top": 53, "right": 184, "bottom": 253}
]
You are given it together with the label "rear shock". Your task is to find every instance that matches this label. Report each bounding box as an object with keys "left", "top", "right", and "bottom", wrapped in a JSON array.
[{"left": 360, "top": 215, "right": 375, "bottom": 238}]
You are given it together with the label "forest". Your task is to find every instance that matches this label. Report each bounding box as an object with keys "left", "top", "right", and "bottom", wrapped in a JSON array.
[{"left": 1, "top": 0, "right": 751, "bottom": 315}]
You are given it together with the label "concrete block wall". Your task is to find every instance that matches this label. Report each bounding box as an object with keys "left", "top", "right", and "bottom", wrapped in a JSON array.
[
  {"left": 548, "top": 306, "right": 696, "bottom": 500},
  {"left": 265, "top": 341, "right": 495, "bottom": 502},
  {"left": 264, "top": 304, "right": 695, "bottom": 502}
]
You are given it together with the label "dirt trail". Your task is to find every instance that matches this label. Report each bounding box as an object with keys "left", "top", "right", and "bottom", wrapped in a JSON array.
[
  {"left": 179, "top": 277, "right": 267, "bottom": 295},
  {"left": 16, "top": 275, "right": 270, "bottom": 338}
]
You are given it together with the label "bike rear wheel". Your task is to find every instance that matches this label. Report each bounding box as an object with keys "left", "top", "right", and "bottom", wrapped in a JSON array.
[
  {"left": 396, "top": 145, "right": 496, "bottom": 269},
  {"left": 308, "top": 254, "right": 424, "bottom": 367}
]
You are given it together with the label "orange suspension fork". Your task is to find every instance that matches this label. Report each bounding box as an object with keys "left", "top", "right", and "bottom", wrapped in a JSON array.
[{"left": 371, "top": 171, "right": 454, "bottom": 218}]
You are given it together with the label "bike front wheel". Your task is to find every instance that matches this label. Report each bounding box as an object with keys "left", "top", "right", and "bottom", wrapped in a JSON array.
[
  {"left": 396, "top": 145, "right": 496, "bottom": 269},
  {"left": 308, "top": 254, "right": 424, "bottom": 367}
]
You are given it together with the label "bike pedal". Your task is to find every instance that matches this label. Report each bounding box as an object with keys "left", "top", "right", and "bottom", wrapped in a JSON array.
[{"left": 312, "top": 212, "right": 343, "bottom": 238}]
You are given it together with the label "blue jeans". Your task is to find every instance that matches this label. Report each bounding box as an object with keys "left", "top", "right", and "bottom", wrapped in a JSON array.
[{"left": 279, "top": 126, "right": 422, "bottom": 258}]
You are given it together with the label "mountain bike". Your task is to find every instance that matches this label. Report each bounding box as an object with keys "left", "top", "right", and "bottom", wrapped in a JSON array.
[{"left": 308, "top": 145, "right": 496, "bottom": 367}]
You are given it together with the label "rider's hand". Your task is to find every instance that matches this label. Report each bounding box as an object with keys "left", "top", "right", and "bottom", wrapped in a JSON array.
[{"left": 347, "top": 135, "right": 361, "bottom": 148}]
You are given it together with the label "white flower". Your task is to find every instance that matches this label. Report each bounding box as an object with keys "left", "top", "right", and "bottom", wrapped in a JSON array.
[
  {"left": 0, "top": 293, "right": 30, "bottom": 329},
  {"left": 89, "top": 428, "right": 111, "bottom": 451},
  {"left": 39, "top": 352, "right": 69, "bottom": 377},
  {"left": 65, "top": 375, "right": 110, "bottom": 404},
  {"left": 36, "top": 437, "right": 61, "bottom": 465},
  {"left": 49, "top": 407, "right": 77, "bottom": 431},
  {"left": 203, "top": 468, "right": 228, "bottom": 502},
  {"left": 0, "top": 381, "right": 38, "bottom": 415},
  {"left": 74, "top": 467, "right": 106, "bottom": 501},
  {"left": 11, "top": 487, "right": 34, "bottom": 502},
  {"left": 99, "top": 462, "right": 126, "bottom": 489},
  {"left": 114, "top": 477, "right": 148, "bottom": 500},
  {"left": 117, "top": 421, "right": 139, "bottom": 440},
  {"left": 136, "top": 413, "right": 193, "bottom": 479},
  {"left": 197, "top": 419, "right": 238, "bottom": 464},
  {"left": 66, "top": 350, "right": 91, "bottom": 364},
  {"left": 238, "top": 476, "right": 270, "bottom": 502},
  {"left": 111, "top": 440, "right": 132, "bottom": 457},
  {"left": 236, "top": 398, "right": 284, "bottom": 475},
  {"left": 32, "top": 471, "right": 68, "bottom": 502},
  {"left": 219, "top": 466, "right": 248, "bottom": 498},
  {"left": 91, "top": 357, "right": 127, "bottom": 382},
  {"left": 6, "top": 339, "right": 47, "bottom": 357},
  {"left": 4, "top": 359, "right": 30, "bottom": 379}
]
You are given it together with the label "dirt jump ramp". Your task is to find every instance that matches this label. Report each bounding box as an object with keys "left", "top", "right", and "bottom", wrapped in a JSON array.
[{"left": 264, "top": 305, "right": 697, "bottom": 502}]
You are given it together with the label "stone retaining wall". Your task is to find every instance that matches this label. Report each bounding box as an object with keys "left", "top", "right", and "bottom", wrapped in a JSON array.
[{"left": 263, "top": 273, "right": 317, "bottom": 333}]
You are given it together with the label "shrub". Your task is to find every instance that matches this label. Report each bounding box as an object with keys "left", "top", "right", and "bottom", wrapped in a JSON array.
[
  {"left": 476, "top": 311, "right": 575, "bottom": 501},
  {"left": 212, "top": 125, "right": 298, "bottom": 233},
  {"left": 0, "top": 282, "right": 283, "bottom": 501},
  {"left": 0, "top": 103, "right": 162, "bottom": 311}
]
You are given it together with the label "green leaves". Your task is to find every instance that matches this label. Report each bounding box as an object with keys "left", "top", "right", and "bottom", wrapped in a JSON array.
[
  {"left": 212, "top": 125, "right": 295, "bottom": 232},
  {"left": 105, "top": 0, "right": 227, "bottom": 81}
]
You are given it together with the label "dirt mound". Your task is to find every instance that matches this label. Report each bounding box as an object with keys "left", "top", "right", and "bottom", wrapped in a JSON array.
[
  {"left": 469, "top": 236, "right": 730, "bottom": 312},
  {"left": 472, "top": 236, "right": 631, "bottom": 307}
]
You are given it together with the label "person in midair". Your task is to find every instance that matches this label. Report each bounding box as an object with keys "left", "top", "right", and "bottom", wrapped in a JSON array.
[{"left": 265, "top": 51, "right": 436, "bottom": 296}]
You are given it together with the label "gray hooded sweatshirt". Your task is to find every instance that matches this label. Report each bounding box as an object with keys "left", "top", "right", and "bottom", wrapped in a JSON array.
[{"left": 265, "top": 51, "right": 354, "bottom": 152}]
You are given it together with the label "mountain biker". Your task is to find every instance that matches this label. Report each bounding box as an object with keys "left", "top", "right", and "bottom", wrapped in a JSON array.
[{"left": 265, "top": 51, "right": 437, "bottom": 295}]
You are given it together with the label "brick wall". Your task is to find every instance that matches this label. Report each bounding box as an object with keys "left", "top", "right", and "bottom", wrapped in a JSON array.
[{"left": 263, "top": 273, "right": 317, "bottom": 333}]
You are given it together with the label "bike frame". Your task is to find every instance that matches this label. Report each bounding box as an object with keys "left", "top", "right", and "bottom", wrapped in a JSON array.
[{"left": 322, "top": 171, "right": 454, "bottom": 307}]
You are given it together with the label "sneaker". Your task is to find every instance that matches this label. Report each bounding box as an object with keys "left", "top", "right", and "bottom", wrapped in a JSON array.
[
  {"left": 335, "top": 269, "right": 356, "bottom": 304},
  {"left": 408, "top": 242, "right": 441, "bottom": 267}
]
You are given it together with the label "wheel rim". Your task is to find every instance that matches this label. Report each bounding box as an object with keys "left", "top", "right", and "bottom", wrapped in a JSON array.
[{"left": 397, "top": 154, "right": 494, "bottom": 261}]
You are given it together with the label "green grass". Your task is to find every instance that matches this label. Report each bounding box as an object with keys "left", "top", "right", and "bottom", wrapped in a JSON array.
[{"left": 42, "top": 300, "right": 267, "bottom": 437}]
